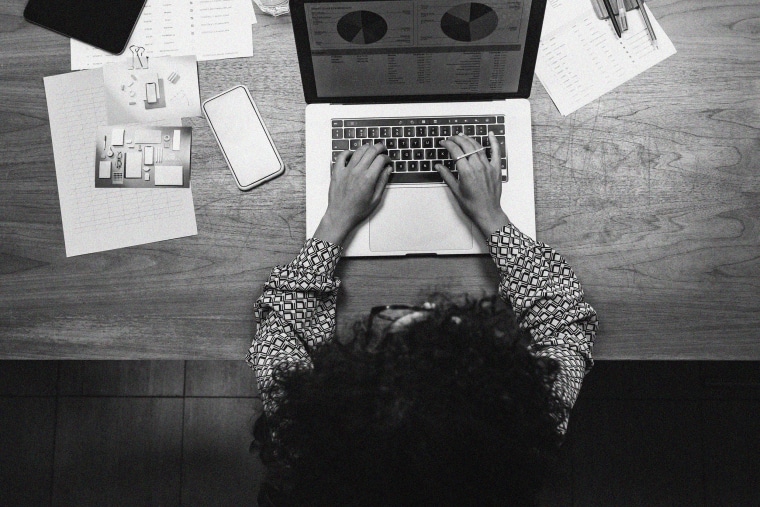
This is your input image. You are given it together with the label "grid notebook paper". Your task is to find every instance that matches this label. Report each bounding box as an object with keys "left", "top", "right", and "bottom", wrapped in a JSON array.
[{"left": 44, "top": 70, "right": 197, "bottom": 256}]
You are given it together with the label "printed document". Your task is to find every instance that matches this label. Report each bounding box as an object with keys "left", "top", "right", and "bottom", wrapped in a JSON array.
[
  {"left": 536, "top": 0, "right": 676, "bottom": 115},
  {"left": 70, "top": 0, "right": 256, "bottom": 70},
  {"left": 44, "top": 70, "right": 197, "bottom": 256}
]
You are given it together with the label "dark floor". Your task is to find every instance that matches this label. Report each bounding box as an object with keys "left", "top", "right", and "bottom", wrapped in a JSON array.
[{"left": 0, "top": 360, "right": 758, "bottom": 506}]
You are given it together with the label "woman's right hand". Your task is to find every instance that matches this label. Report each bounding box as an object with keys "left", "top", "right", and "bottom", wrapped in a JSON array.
[{"left": 435, "top": 132, "right": 510, "bottom": 237}]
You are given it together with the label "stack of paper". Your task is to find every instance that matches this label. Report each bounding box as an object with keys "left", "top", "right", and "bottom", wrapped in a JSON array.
[
  {"left": 536, "top": 0, "right": 676, "bottom": 116},
  {"left": 71, "top": 0, "right": 257, "bottom": 70}
]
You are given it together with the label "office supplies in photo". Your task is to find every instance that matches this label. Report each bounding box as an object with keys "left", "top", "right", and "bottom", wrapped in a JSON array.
[
  {"left": 125, "top": 151, "right": 142, "bottom": 178},
  {"left": 144, "top": 172, "right": 150, "bottom": 181},
  {"left": 167, "top": 71, "right": 180, "bottom": 84},
  {"left": 295, "top": 0, "right": 542, "bottom": 256},
  {"left": 70, "top": 0, "right": 257, "bottom": 70},
  {"left": 146, "top": 82, "right": 158, "bottom": 103},
  {"left": 111, "top": 128, "right": 125, "bottom": 146},
  {"left": 24, "top": 0, "right": 147, "bottom": 55},
  {"left": 172, "top": 130, "right": 181, "bottom": 150},
  {"left": 601, "top": 0, "right": 622, "bottom": 37},
  {"left": 154, "top": 165, "right": 184, "bottom": 186},
  {"left": 635, "top": 0, "right": 657, "bottom": 48},
  {"left": 143, "top": 145, "right": 154, "bottom": 165},
  {"left": 536, "top": 0, "right": 675, "bottom": 115},
  {"left": 203, "top": 85, "right": 285, "bottom": 191},
  {"left": 134, "top": 129, "right": 163, "bottom": 144},
  {"left": 98, "top": 160, "right": 112, "bottom": 179}
]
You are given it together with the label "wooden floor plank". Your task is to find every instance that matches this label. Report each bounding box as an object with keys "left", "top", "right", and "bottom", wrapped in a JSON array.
[
  {"left": 0, "top": 397, "right": 56, "bottom": 506},
  {"left": 58, "top": 360, "right": 184, "bottom": 396},
  {"left": 53, "top": 397, "right": 183, "bottom": 505},
  {"left": 569, "top": 397, "right": 704, "bottom": 507},
  {"left": 181, "top": 397, "right": 265, "bottom": 506},
  {"left": 703, "top": 400, "right": 760, "bottom": 507},
  {"left": 185, "top": 361, "right": 259, "bottom": 397}
]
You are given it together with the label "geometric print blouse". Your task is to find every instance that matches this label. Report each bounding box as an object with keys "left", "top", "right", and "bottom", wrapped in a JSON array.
[{"left": 247, "top": 222, "right": 598, "bottom": 435}]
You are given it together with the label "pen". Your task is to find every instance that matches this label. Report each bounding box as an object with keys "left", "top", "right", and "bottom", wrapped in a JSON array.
[
  {"left": 635, "top": 0, "right": 658, "bottom": 48},
  {"left": 602, "top": 0, "right": 622, "bottom": 37},
  {"left": 617, "top": 0, "right": 627, "bottom": 31}
]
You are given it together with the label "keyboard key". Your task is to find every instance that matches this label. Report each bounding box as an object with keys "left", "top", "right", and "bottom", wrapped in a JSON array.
[
  {"left": 395, "top": 161, "right": 407, "bottom": 172},
  {"left": 487, "top": 125, "right": 505, "bottom": 135},
  {"left": 497, "top": 116, "right": 505, "bottom": 123},
  {"left": 332, "top": 129, "right": 342, "bottom": 139},
  {"left": 420, "top": 161, "right": 431, "bottom": 171},
  {"left": 440, "top": 126, "right": 451, "bottom": 136},
  {"left": 392, "top": 127, "right": 403, "bottom": 137},
  {"left": 388, "top": 150, "right": 400, "bottom": 160},
  {"left": 344, "top": 128, "right": 355, "bottom": 138},
  {"left": 332, "top": 151, "right": 341, "bottom": 161},
  {"left": 476, "top": 125, "right": 487, "bottom": 135},
  {"left": 442, "top": 159, "right": 454, "bottom": 170},
  {"left": 332, "top": 120, "right": 343, "bottom": 127},
  {"left": 428, "top": 125, "right": 439, "bottom": 136},
  {"left": 408, "top": 161, "right": 419, "bottom": 171},
  {"left": 435, "top": 137, "right": 445, "bottom": 147},
  {"left": 410, "top": 138, "right": 421, "bottom": 148},
  {"left": 386, "top": 138, "right": 397, "bottom": 149},
  {"left": 350, "top": 139, "right": 361, "bottom": 150},
  {"left": 416, "top": 126, "right": 427, "bottom": 137},
  {"left": 380, "top": 127, "right": 390, "bottom": 137},
  {"left": 452, "top": 125, "right": 463, "bottom": 135},
  {"left": 398, "top": 138, "right": 409, "bottom": 148},
  {"left": 404, "top": 127, "right": 414, "bottom": 137},
  {"left": 356, "top": 127, "right": 366, "bottom": 138},
  {"left": 401, "top": 150, "right": 412, "bottom": 160},
  {"left": 413, "top": 149, "right": 424, "bottom": 160},
  {"left": 333, "top": 140, "right": 349, "bottom": 150},
  {"left": 425, "top": 148, "right": 437, "bottom": 159},
  {"left": 422, "top": 138, "right": 433, "bottom": 148},
  {"left": 437, "top": 148, "right": 448, "bottom": 159},
  {"left": 368, "top": 127, "right": 379, "bottom": 138},
  {"left": 464, "top": 125, "right": 475, "bottom": 135}
]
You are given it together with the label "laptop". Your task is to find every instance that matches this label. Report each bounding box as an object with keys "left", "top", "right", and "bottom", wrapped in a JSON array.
[{"left": 293, "top": 0, "right": 546, "bottom": 256}]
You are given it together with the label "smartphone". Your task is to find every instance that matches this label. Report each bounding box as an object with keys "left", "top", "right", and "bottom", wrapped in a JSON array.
[{"left": 202, "top": 85, "right": 284, "bottom": 191}]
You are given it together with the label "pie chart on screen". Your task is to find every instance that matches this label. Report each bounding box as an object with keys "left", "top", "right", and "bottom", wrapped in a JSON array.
[
  {"left": 337, "top": 10, "right": 388, "bottom": 44},
  {"left": 441, "top": 3, "right": 499, "bottom": 42}
]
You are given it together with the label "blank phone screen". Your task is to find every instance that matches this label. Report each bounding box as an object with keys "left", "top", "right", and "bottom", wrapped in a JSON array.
[
  {"left": 24, "top": 0, "right": 147, "bottom": 55},
  {"left": 203, "top": 87, "right": 282, "bottom": 189}
]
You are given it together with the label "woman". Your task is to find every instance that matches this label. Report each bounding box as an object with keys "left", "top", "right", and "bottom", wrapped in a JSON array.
[{"left": 247, "top": 133, "right": 597, "bottom": 506}]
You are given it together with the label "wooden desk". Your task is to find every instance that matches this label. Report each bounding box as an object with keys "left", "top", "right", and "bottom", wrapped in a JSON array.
[{"left": 1, "top": 1, "right": 758, "bottom": 359}]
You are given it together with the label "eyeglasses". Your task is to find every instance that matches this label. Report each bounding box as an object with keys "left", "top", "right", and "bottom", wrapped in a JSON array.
[{"left": 367, "top": 304, "right": 434, "bottom": 348}]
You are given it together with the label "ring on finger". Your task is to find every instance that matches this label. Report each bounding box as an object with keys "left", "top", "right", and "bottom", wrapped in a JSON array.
[{"left": 454, "top": 146, "right": 486, "bottom": 161}]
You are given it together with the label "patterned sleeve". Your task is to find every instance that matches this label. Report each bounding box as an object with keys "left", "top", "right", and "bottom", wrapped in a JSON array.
[
  {"left": 488, "top": 223, "right": 598, "bottom": 434},
  {"left": 246, "top": 238, "right": 343, "bottom": 415}
]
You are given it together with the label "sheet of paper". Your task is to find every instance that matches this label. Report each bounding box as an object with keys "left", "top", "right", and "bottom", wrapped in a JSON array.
[
  {"left": 44, "top": 70, "right": 197, "bottom": 257},
  {"left": 70, "top": 0, "right": 256, "bottom": 70},
  {"left": 536, "top": 0, "right": 676, "bottom": 115}
]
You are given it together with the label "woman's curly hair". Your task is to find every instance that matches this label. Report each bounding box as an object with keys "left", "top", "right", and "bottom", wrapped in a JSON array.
[{"left": 254, "top": 294, "right": 567, "bottom": 506}]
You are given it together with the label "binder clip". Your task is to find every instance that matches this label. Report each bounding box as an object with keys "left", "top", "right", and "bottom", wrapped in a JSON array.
[{"left": 129, "top": 45, "right": 149, "bottom": 70}]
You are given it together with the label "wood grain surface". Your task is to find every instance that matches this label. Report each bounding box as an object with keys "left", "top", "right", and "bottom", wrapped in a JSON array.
[{"left": 1, "top": 0, "right": 758, "bottom": 359}]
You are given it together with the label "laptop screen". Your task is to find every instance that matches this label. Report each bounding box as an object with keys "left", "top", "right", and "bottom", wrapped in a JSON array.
[{"left": 299, "top": 0, "right": 537, "bottom": 100}]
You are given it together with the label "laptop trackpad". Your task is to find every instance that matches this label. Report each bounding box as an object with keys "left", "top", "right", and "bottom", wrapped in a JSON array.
[{"left": 369, "top": 186, "right": 473, "bottom": 253}]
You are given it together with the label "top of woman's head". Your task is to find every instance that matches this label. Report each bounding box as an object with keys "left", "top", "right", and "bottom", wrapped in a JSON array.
[{"left": 257, "top": 294, "right": 567, "bottom": 506}]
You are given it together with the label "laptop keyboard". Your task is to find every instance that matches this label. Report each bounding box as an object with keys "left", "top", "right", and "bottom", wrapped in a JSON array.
[{"left": 331, "top": 115, "right": 508, "bottom": 184}]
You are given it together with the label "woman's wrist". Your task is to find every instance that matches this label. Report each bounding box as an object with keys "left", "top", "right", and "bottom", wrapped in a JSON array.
[
  {"left": 474, "top": 209, "right": 510, "bottom": 238},
  {"left": 313, "top": 210, "right": 355, "bottom": 245}
]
